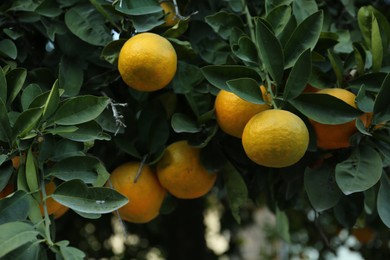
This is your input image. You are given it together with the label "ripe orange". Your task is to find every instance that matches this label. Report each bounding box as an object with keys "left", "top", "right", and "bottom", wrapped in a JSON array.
[
  {"left": 0, "top": 183, "right": 14, "bottom": 199},
  {"left": 242, "top": 109, "right": 309, "bottom": 168},
  {"left": 351, "top": 227, "right": 375, "bottom": 244},
  {"left": 309, "top": 88, "right": 362, "bottom": 150},
  {"left": 160, "top": 1, "right": 179, "bottom": 27},
  {"left": 118, "top": 32, "right": 177, "bottom": 92},
  {"left": 214, "top": 85, "right": 271, "bottom": 138},
  {"left": 109, "top": 162, "right": 166, "bottom": 223},
  {"left": 156, "top": 140, "right": 217, "bottom": 199},
  {"left": 11, "top": 156, "right": 21, "bottom": 169},
  {"left": 39, "top": 180, "right": 69, "bottom": 219}
]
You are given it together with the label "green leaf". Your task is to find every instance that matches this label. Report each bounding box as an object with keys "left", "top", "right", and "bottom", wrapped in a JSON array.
[
  {"left": 327, "top": 49, "right": 345, "bottom": 87},
  {"left": 371, "top": 16, "right": 383, "bottom": 72},
  {"left": 333, "top": 193, "right": 364, "bottom": 229},
  {"left": 130, "top": 13, "right": 165, "bottom": 32},
  {"left": 0, "top": 190, "right": 30, "bottom": 224},
  {"left": 0, "top": 67, "right": 6, "bottom": 103},
  {"left": 200, "top": 141, "right": 227, "bottom": 173},
  {"left": 12, "top": 108, "right": 42, "bottom": 140},
  {"left": 265, "top": 0, "right": 293, "bottom": 14},
  {"left": 50, "top": 139, "right": 85, "bottom": 162},
  {"left": 172, "top": 61, "right": 204, "bottom": 94},
  {"left": 0, "top": 160, "right": 12, "bottom": 191},
  {"left": 292, "top": 0, "right": 318, "bottom": 23},
  {"left": 289, "top": 93, "right": 362, "bottom": 124},
  {"left": 52, "top": 179, "right": 128, "bottom": 214},
  {"left": 226, "top": 78, "right": 265, "bottom": 104},
  {"left": 171, "top": 113, "right": 202, "bottom": 133},
  {"left": 201, "top": 65, "right": 262, "bottom": 91},
  {"left": 6, "top": 68, "right": 27, "bottom": 107},
  {"left": 26, "top": 147, "right": 39, "bottom": 192},
  {"left": 304, "top": 164, "right": 342, "bottom": 212},
  {"left": 255, "top": 18, "right": 284, "bottom": 84},
  {"left": 355, "top": 85, "right": 374, "bottom": 113},
  {"left": 57, "top": 121, "right": 110, "bottom": 142},
  {"left": 377, "top": 174, "right": 390, "bottom": 228},
  {"left": 283, "top": 49, "right": 312, "bottom": 100},
  {"left": 336, "top": 145, "right": 383, "bottom": 195},
  {"left": 0, "top": 99, "right": 11, "bottom": 142},
  {"left": 205, "top": 11, "right": 244, "bottom": 40},
  {"left": 0, "top": 39, "right": 17, "bottom": 59},
  {"left": 223, "top": 162, "right": 248, "bottom": 224},
  {"left": 349, "top": 72, "right": 386, "bottom": 92},
  {"left": 276, "top": 208, "right": 290, "bottom": 242},
  {"left": 115, "top": 0, "right": 161, "bottom": 15},
  {"left": 8, "top": 0, "right": 44, "bottom": 11},
  {"left": 59, "top": 244, "right": 86, "bottom": 259},
  {"left": 65, "top": 3, "right": 112, "bottom": 46},
  {"left": 49, "top": 156, "right": 101, "bottom": 184},
  {"left": 42, "top": 80, "right": 60, "bottom": 119},
  {"left": 373, "top": 73, "right": 390, "bottom": 123},
  {"left": 59, "top": 56, "right": 84, "bottom": 97},
  {"left": 54, "top": 96, "right": 110, "bottom": 125},
  {"left": 231, "top": 36, "right": 259, "bottom": 65},
  {"left": 353, "top": 42, "right": 366, "bottom": 75},
  {"left": 266, "top": 5, "right": 292, "bottom": 35},
  {"left": 0, "top": 221, "right": 39, "bottom": 258},
  {"left": 21, "top": 84, "right": 42, "bottom": 111},
  {"left": 283, "top": 11, "right": 323, "bottom": 68},
  {"left": 100, "top": 39, "right": 126, "bottom": 66}
]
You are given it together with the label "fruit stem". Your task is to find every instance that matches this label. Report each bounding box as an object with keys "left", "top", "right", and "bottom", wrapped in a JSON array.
[
  {"left": 242, "top": 0, "right": 255, "bottom": 42},
  {"left": 134, "top": 154, "right": 149, "bottom": 183},
  {"left": 40, "top": 174, "right": 54, "bottom": 246},
  {"left": 265, "top": 74, "right": 278, "bottom": 109}
]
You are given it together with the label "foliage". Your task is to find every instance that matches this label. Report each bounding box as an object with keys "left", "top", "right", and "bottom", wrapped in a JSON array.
[{"left": 1, "top": 0, "right": 390, "bottom": 259}]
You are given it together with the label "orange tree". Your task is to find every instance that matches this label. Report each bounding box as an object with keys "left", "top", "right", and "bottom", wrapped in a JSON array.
[{"left": 1, "top": 0, "right": 390, "bottom": 259}]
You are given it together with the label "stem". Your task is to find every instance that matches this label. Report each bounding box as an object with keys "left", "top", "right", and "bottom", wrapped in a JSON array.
[
  {"left": 40, "top": 176, "right": 54, "bottom": 246},
  {"left": 265, "top": 74, "right": 278, "bottom": 109},
  {"left": 242, "top": 0, "right": 255, "bottom": 42},
  {"left": 134, "top": 154, "right": 149, "bottom": 183},
  {"left": 107, "top": 179, "right": 128, "bottom": 237}
]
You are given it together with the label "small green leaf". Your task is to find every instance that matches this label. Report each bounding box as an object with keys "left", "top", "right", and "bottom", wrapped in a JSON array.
[
  {"left": 205, "top": 11, "right": 244, "bottom": 40},
  {"left": 115, "top": 0, "right": 161, "bottom": 15},
  {"left": 283, "top": 11, "right": 323, "bottom": 68},
  {"left": 333, "top": 193, "right": 364, "bottom": 229},
  {"left": 50, "top": 139, "right": 85, "bottom": 162},
  {"left": 42, "top": 80, "right": 60, "bottom": 119},
  {"left": 172, "top": 61, "right": 204, "bottom": 94},
  {"left": 283, "top": 48, "right": 312, "bottom": 100},
  {"left": 0, "top": 221, "right": 39, "bottom": 258},
  {"left": 59, "top": 244, "right": 86, "bottom": 259},
  {"left": 21, "top": 84, "right": 42, "bottom": 111},
  {"left": 12, "top": 108, "right": 42, "bottom": 140},
  {"left": 0, "top": 190, "right": 30, "bottom": 224},
  {"left": 304, "top": 164, "right": 342, "bottom": 212},
  {"left": 231, "top": 36, "right": 258, "bottom": 65},
  {"left": 327, "top": 49, "right": 345, "bottom": 87},
  {"left": 59, "top": 56, "right": 84, "bottom": 97},
  {"left": 289, "top": 93, "right": 362, "bottom": 124},
  {"left": 255, "top": 18, "right": 284, "bottom": 84},
  {"left": 0, "top": 160, "right": 12, "bottom": 191},
  {"left": 171, "top": 113, "right": 202, "bottom": 133},
  {"left": 226, "top": 78, "right": 265, "bottom": 104},
  {"left": 201, "top": 65, "right": 262, "bottom": 91},
  {"left": 292, "top": 0, "right": 318, "bottom": 23},
  {"left": 223, "top": 162, "right": 248, "bottom": 224},
  {"left": 26, "top": 148, "right": 39, "bottom": 193},
  {"left": 265, "top": 0, "right": 293, "bottom": 14},
  {"left": 349, "top": 72, "right": 386, "bottom": 92},
  {"left": 377, "top": 174, "right": 390, "bottom": 228},
  {"left": 373, "top": 73, "right": 390, "bottom": 123},
  {"left": 0, "top": 99, "right": 11, "bottom": 142},
  {"left": 266, "top": 5, "right": 291, "bottom": 35},
  {"left": 100, "top": 39, "right": 126, "bottom": 65},
  {"left": 52, "top": 179, "right": 128, "bottom": 214},
  {"left": 371, "top": 16, "right": 383, "bottom": 72},
  {"left": 0, "top": 39, "right": 17, "bottom": 59},
  {"left": 54, "top": 95, "right": 109, "bottom": 125},
  {"left": 356, "top": 85, "right": 374, "bottom": 113},
  {"left": 353, "top": 42, "right": 366, "bottom": 75},
  {"left": 276, "top": 208, "right": 290, "bottom": 242},
  {"left": 65, "top": 3, "right": 112, "bottom": 46},
  {"left": 57, "top": 121, "right": 110, "bottom": 142},
  {"left": 336, "top": 145, "right": 383, "bottom": 195},
  {"left": 0, "top": 67, "right": 6, "bottom": 103},
  {"left": 6, "top": 68, "right": 27, "bottom": 107}
]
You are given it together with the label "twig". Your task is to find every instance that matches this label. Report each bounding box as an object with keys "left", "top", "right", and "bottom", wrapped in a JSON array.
[
  {"left": 101, "top": 92, "right": 127, "bottom": 136},
  {"left": 134, "top": 154, "right": 149, "bottom": 183}
]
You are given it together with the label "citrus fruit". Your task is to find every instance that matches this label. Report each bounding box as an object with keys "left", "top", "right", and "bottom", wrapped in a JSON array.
[
  {"left": 160, "top": 1, "right": 179, "bottom": 27},
  {"left": 11, "top": 155, "right": 21, "bottom": 169},
  {"left": 156, "top": 140, "right": 217, "bottom": 199},
  {"left": 214, "top": 86, "right": 271, "bottom": 138},
  {"left": 39, "top": 180, "right": 68, "bottom": 219},
  {"left": 0, "top": 183, "right": 14, "bottom": 199},
  {"left": 242, "top": 109, "right": 309, "bottom": 168},
  {"left": 109, "top": 162, "right": 166, "bottom": 223},
  {"left": 309, "top": 88, "right": 362, "bottom": 150},
  {"left": 118, "top": 32, "right": 177, "bottom": 92},
  {"left": 351, "top": 227, "right": 375, "bottom": 244}
]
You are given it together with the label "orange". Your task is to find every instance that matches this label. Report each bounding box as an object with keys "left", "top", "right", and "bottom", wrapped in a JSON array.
[
  {"left": 11, "top": 156, "right": 21, "bottom": 169},
  {"left": 160, "top": 1, "right": 179, "bottom": 27},
  {"left": 309, "top": 88, "right": 362, "bottom": 150},
  {"left": 39, "top": 180, "right": 68, "bottom": 219},
  {"left": 118, "top": 32, "right": 177, "bottom": 92},
  {"left": 0, "top": 183, "right": 14, "bottom": 199},
  {"left": 242, "top": 109, "right": 309, "bottom": 168},
  {"left": 109, "top": 162, "right": 166, "bottom": 223},
  {"left": 214, "top": 85, "right": 271, "bottom": 138},
  {"left": 156, "top": 141, "right": 217, "bottom": 199},
  {"left": 351, "top": 227, "right": 375, "bottom": 244}
]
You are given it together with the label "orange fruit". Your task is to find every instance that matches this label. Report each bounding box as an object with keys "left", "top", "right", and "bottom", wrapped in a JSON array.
[
  {"left": 11, "top": 156, "right": 21, "bottom": 169},
  {"left": 39, "top": 180, "right": 68, "bottom": 219},
  {"left": 118, "top": 32, "right": 177, "bottom": 92},
  {"left": 351, "top": 227, "right": 375, "bottom": 244},
  {"left": 242, "top": 109, "right": 309, "bottom": 168},
  {"left": 156, "top": 140, "right": 217, "bottom": 199},
  {"left": 0, "top": 183, "right": 14, "bottom": 199},
  {"left": 160, "top": 1, "right": 179, "bottom": 27},
  {"left": 109, "top": 162, "right": 166, "bottom": 223},
  {"left": 309, "top": 88, "right": 362, "bottom": 150},
  {"left": 303, "top": 84, "right": 319, "bottom": 93},
  {"left": 214, "top": 85, "right": 271, "bottom": 138}
]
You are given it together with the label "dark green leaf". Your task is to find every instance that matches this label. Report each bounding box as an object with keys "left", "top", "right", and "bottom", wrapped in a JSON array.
[
  {"left": 336, "top": 145, "right": 382, "bottom": 195},
  {"left": 372, "top": 16, "right": 383, "bottom": 72},
  {"left": 100, "top": 39, "right": 126, "bottom": 65},
  {"left": 226, "top": 78, "right": 265, "bottom": 104},
  {"left": 223, "top": 162, "right": 248, "bottom": 224},
  {"left": 289, "top": 93, "right": 362, "bottom": 124},
  {"left": 304, "top": 164, "right": 342, "bottom": 212},
  {"left": 231, "top": 36, "right": 258, "bottom": 65},
  {"left": 255, "top": 18, "right": 284, "bottom": 84},
  {"left": 0, "top": 39, "right": 17, "bottom": 59},
  {"left": 356, "top": 85, "right": 374, "bottom": 113},
  {"left": 0, "top": 99, "right": 11, "bottom": 142},
  {"left": 36, "top": 0, "right": 62, "bottom": 17},
  {"left": 266, "top": 5, "right": 291, "bottom": 36},
  {"left": 52, "top": 179, "right": 128, "bottom": 214},
  {"left": 171, "top": 113, "right": 201, "bottom": 133},
  {"left": 333, "top": 193, "right": 364, "bottom": 229},
  {"left": 328, "top": 49, "right": 345, "bottom": 87},
  {"left": 292, "top": 0, "right": 318, "bottom": 23},
  {"left": 54, "top": 96, "right": 110, "bottom": 125},
  {"left": 115, "top": 0, "right": 161, "bottom": 15},
  {"left": 0, "top": 222, "right": 39, "bottom": 258},
  {"left": 378, "top": 174, "right": 390, "bottom": 228},
  {"left": 201, "top": 65, "right": 262, "bottom": 91},
  {"left": 21, "top": 84, "right": 42, "bottom": 111},
  {"left": 26, "top": 147, "right": 39, "bottom": 192},
  {"left": 59, "top": 244, "right": 86, "bottom": 259},
  {"left": 57, "top": 121, "right": 110, "bottom": 142},
  {"left": 0, "top": 67, "right": 6, "bottom": 103},
  {"left": 265, "top": 0, "right": 293, "bottom": 14},
  {"left": 65, "top": 4, "right": 112, "bottom": 46},
  {"left": 200, "top": 141, "right": 227, "bottom": 173},
  {"left": 6, "top": 68, "right": 27, "bottom": 107},
  {"left": 373, "top": 73, "right": 390, "bottom": 123},
  {"left": 0, "top": 190, "right": 30, "bottom": 224},
  {"left": 283, "top": 11, "right": 323, "bottom": 68},
  {"left": 59, "top": 56, "right": 84, "bottom": 97},
  {"left": 172, "top": 61, "right": 204, "bottom": 94},
  {"left": 353, "top": 42, "right": 366, "bottom": 75},
  {"left": 42, "top": 80, "right": 60, "bottom": 120},
  {"left": 50, "top": 139, "right": 85, "bottom": 162},
  {"left": 130, "top": 13, "right": 165, "bottom": 32},
  {"left": 283, "top": 48, "right": 312, "bottom": 100},
  {"left": 205, "top": 11, "right": 244, "bottom": 40},
  {"left": 349, "top": 72, "right": 386, "bottom": 92},
  {"left": 12, "top": 108, "right": 42, "bottom": 140},
  {"left": 0, "top": 161, "right": 12, "bottom": 191}
]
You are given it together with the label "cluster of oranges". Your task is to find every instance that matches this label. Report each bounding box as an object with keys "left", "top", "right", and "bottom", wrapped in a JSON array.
[{"left": 215, "top": 85, "right": 371, "bottom": 168}]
